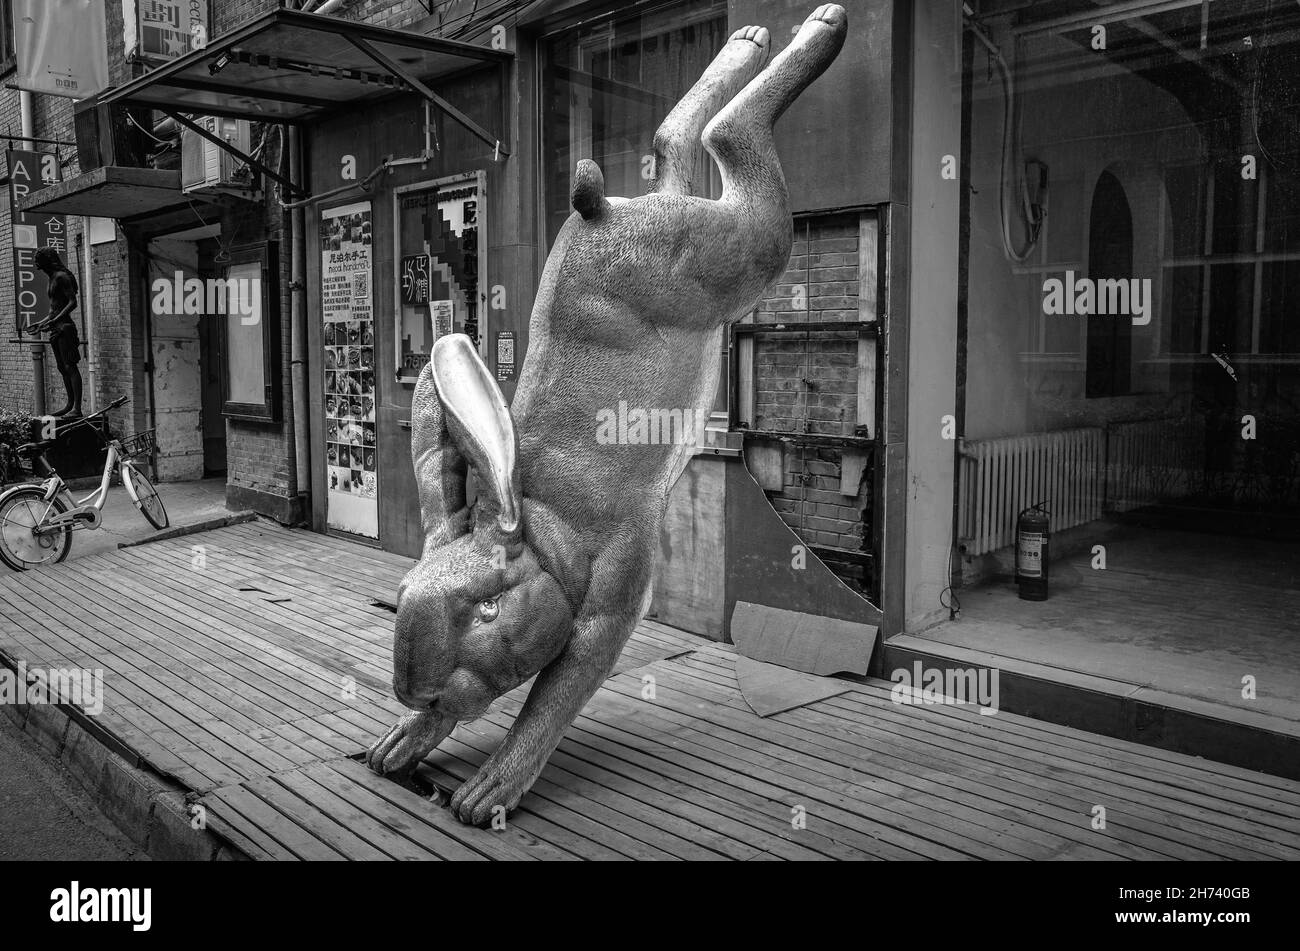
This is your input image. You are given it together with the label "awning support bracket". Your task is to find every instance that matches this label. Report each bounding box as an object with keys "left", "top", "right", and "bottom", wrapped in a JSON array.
[
  {"left": 344, "top": 34, "right": 510, "bottom": 158},
  {"left": 162, "top": 110, "right": 307, "bottom": 198}
]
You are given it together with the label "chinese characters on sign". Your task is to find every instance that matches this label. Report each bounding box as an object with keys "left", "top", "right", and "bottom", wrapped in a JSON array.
[
  {"left": 6, "top": 150, "right": 67, "bottom": 337},
  {"left": 321, "top": 201, "right": 379, "bottom": 539},
  {"left": 125, "top": 0, "right": 210, "bottom": 62},
  {"left": 400, "top": 254, "right": 431, "bottom": 305},
  {"left": 429, "top": 300, "right": 453, "bottom": 339}
]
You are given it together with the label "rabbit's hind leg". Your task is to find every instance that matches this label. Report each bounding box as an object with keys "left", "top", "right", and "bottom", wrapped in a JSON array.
[
  {"left": 650, "top": 25, "right": 770, "bottom": 197},
  {"left": 702, "top": 5, "right": 847, "bottom": 210}
]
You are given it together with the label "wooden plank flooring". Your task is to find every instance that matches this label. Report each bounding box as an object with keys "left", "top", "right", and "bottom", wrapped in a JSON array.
[{"left": 2, "top": 520, "right": 1299, "bottom": 860}]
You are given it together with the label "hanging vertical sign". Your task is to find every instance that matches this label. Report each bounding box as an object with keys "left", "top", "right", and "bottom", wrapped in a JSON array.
[
  {"left": 7, "top": 150, "right": 66, "bottom": 337},
  {"left": 12, "top": 0, "right": 111, "bottom": 99},
  {"left": 123, "top": 0, "right": 210, "bottom": 63},
  {"left": 321, "top": 201, "right": 379, "bottom": 539}
]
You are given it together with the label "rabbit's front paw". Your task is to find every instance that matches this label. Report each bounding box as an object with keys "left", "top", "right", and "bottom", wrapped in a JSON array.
[
  {"left": 450, "top": 749, "right": 540, "bottom": 826},
  {"left": 365, "top": 710, "right": 454, "bottom": 777}
]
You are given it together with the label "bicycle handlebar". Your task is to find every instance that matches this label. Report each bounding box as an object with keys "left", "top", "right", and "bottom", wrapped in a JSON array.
[{"left": 52, "top": 396, "right": 129, "bottom": 436}]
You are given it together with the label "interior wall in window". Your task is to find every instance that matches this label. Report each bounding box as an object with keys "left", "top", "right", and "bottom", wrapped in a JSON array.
[
  {"left": 962, "top": 4, "right": 1300, "bottom": 517},
  {"left": 964, "top": 21, "right": 1203, "bottom": 442}
]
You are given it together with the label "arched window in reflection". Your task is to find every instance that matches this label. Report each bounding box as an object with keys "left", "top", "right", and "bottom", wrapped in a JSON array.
[{"left": 1086, "top": 170, "right": 1134, "bottom": 398}]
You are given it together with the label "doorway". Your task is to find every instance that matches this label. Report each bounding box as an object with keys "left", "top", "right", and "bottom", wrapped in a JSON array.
[{"left": 145, "top": 223, "right": 227, "bottom": 480}]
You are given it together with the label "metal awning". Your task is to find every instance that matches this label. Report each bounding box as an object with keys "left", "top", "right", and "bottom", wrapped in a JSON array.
[
  {"left": 17, "top": 166, "right": 219, "bottom": 222},
  {"left": 101, "top": 8, "right": 512, "bottom": 154}
]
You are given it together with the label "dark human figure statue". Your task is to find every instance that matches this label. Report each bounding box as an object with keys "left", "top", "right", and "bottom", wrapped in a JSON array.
[
  {"left": 366, "top": 5, "right": 848, "bottom": 824},
  {"left": 28, "top": 248, "right": 83, "bottom": 418}
]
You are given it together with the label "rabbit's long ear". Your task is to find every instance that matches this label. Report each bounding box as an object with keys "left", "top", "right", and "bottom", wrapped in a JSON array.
[
  {"left": 411, "top": 358, "right": 471, "bottom": 551},
  {"left": 430, "top": 334, "right": 522, "bottom": 545}
]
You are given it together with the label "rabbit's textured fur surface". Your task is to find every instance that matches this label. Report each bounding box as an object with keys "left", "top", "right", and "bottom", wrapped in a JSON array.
[{"left": 367, "top": 5, "right": 849, "bottom": 825}]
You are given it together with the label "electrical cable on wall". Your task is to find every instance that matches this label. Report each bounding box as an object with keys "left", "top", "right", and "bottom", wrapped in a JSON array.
[{"left": 963, "top": 5, "right": 1047, "bottom": 263}]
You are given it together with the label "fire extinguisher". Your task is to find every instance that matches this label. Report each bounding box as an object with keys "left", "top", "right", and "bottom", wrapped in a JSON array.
[{"left": 1016, "top": 502, "right": 1050, "bottom": 601}]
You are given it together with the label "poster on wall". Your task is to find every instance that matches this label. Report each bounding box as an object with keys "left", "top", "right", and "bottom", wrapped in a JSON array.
[
  {"left": 321, "top": 200, "right": 379, "bottom": 539},
  {"left": 429, "top": 300, "right": 453, "bottom": 338},
  {"left": 495, "top": 330, "right": 516, "bottom": 384},
  {"left": 394, "top": 172, "right": 485, "bottom": 382}
]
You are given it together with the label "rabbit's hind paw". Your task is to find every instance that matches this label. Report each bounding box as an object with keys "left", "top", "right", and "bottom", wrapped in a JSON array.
[{"left": 450, "top": 752, "right": 535, "bottom": 826}]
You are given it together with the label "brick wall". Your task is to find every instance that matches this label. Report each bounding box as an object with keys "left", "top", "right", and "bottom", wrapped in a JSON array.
[
  {"left": 343, "top": 0, "right": 428, "bottom": 30},
  {"left": 216, "top": 0, "right": 428, "bottom": 32},
  {"left": 748, "top": 213, "right": 874, "bottom": 591}
]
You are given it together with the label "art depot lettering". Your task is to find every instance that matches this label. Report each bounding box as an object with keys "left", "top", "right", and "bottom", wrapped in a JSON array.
[{"left": 6, "top": 149, "right": 65, "bottom": 335}]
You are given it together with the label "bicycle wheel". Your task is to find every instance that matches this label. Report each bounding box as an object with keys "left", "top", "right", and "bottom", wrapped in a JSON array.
[
  {"left": 0, "top": 486, "right": 72, "bottom": 570},
  {"left": 122, "top": 463, "right": 169, "bottom": 530}
]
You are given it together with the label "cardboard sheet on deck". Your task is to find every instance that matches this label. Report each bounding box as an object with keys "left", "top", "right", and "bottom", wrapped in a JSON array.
[
  {"left": 735, "top": 655, "right": 850, "bottom": 717},
  {"left": 731, "top": 600, "right": 874, "bottom": 675}
]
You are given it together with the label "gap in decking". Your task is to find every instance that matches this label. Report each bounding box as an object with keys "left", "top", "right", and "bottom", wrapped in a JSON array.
[{"left": 347, "top": 749, "right": 453, "bottom": 808}]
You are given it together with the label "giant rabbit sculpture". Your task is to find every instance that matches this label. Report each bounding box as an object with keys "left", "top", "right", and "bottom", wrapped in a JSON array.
[{"left": 366, "top": 4, "right": 849, "bottom": 824}]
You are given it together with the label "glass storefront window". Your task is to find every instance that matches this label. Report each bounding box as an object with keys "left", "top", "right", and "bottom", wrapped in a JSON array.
[
  {"left": 393, "top": 173, "right": 485, "bottom": 382},
  {"left": 541, "top": 0, "right": 728, "bottom": 415},
  {"left": 964, "top": 2, "right": 1300, "bottom": 502},
  {"left": 541, "top": 0, "right": 728, "bottom": 247},
  {"left": 946, "top": 0, "right": 1300, "bottom": 739}
]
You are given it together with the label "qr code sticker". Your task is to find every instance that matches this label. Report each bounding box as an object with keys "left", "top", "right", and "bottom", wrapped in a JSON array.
[
  {"left": 353, "top": 272, "right": 369, "bottom": 299},
  {"left": 498, "top": 337, "right": 514, "bottom": 363}
]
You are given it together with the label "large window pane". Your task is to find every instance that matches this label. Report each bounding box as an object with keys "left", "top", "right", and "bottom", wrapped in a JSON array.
[{"left": 542, "top": 0, "right": 727, "bottom": 248}]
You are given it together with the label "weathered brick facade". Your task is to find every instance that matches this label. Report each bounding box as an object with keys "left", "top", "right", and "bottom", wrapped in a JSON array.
[{"left": 751, "top": 213, "right": 873, "bottom": 589}]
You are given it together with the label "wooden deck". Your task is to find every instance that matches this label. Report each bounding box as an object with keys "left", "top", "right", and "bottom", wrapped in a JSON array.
[{"left": 2, "top": 521, "right": 1299, "bottom": 860}]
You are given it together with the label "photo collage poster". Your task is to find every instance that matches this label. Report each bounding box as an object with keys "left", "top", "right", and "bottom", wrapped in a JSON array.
[{"left": 321, "top": 200, "right": 378, "bottom": 539}]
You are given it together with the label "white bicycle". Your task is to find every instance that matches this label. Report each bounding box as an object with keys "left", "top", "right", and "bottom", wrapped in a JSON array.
[{"left": 0, "top": 396, "right": 168, "bottom": 570}]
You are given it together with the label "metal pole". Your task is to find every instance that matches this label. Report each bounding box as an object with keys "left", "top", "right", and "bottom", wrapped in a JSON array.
[
  {"left": 289, "top": 126, "right": 311, "bottom": 514},
  {"left": 79, "top": 221, "right": 98, "bottom": 413}
]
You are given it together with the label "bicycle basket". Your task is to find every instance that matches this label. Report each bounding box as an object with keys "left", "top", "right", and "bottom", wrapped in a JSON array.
[{"left": 118, "top": 429, "right": 158, "bottom": 458}]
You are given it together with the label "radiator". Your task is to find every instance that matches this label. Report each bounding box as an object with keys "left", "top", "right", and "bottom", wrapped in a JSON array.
[
  {"left": 1105, "top": 416, "right": 1204, "bottom": 512},
  {"left": 958, "top": 428, "right": 1104, "bottom": 556}
]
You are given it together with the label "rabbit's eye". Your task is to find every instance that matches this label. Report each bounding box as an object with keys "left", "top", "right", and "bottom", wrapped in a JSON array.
[{"left": 477, "top": 599, "right": 500, "bottom": 623}]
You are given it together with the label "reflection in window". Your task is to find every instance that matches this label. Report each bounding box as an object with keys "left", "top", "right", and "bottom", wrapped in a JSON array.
[
  {"left": 962, "top": 2, "right": 1300, "bottom": 521},
  {"left": 542, "top": 0, "right": 728, "bottom": 248},
  {"left": 1086, "top": 171, "right": 1133, "bottom": 398}
]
